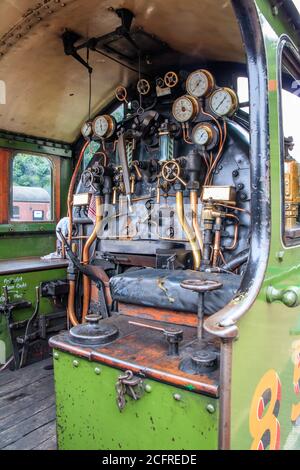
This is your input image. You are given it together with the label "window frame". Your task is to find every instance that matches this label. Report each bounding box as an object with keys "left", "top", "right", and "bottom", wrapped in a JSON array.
[
  {"left": 9, "top": 151, "right": 54, "bottom": 224},
  {"left": 278, "top": 35, "right": 300, "bottom": 248}
]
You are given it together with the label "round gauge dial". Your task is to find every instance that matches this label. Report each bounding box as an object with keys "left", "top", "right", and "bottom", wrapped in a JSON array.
[
  {"left": 93, "top": 115, "right": 116, "bottom": 139},
  {"left": 81, "top": 121, "right": 92, "bottom": 139},
  {"left": 210, "top": 87, "right": 239, "bottom": 117},
  {"left": 192, "top": 123, "right": 214, "bottom": 146},
  {"left": 172, "top": 95, "right": 199, "bottom": 123},
  {"left": 186, "top": 70, "right": 215, "bottom": 98}
]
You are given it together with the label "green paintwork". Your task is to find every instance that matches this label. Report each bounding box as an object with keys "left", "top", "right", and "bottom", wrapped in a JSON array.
[
  {"left": 0, "top": 131, "right": 72, "bottom": 158},
  {"left": 231, "top": 0, "right": 300, "bottom": 451},
  {"left": 52, "top": 351, "right": 219, "bottom": 451},
  {"left": 0, "top": 268, "right": 67, "bottom": 361},
  {"left": 0, "top": 137, "right": 72, "bottom": 362}
]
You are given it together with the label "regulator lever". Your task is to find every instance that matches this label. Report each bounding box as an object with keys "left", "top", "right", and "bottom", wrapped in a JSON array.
[{"left": 129, "top": 320, "right": 183, "bottom": 356}]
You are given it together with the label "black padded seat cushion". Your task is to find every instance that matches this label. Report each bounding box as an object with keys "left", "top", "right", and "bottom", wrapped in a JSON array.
[{"left": 110, "top": 268, "right": 241, "bottom": 315}]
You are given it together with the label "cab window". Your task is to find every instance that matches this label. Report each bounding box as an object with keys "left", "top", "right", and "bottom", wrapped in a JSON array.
[
  {"left": 280, "top": 43, "right": 300, "bottom": 244},
  {"left": 11, "top": 153, "right": 53, "bottom": 222}
]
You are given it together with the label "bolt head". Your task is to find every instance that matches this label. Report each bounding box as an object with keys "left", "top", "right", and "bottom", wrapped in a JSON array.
[
  {"left": 173, "top": 393, "right": 182, "bottom": 401},
  {"left": 206, "top": 404, "right": 215, "bottom": 414}
]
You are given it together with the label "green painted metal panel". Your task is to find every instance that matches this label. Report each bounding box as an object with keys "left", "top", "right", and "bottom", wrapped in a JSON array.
[
  {"left": 0, "top": 268, "right": 67, "bottom": 361},
  {"left": 53, "top": 351, "right": 219, "bottom": 451},
  {"left": 230, "top": 0, "right": 300, "bottom": 450},
  {"left": 0, "top": 132, "right": 72, "bottom": 158},
  {"left": 0, "top": 235, "right": 56, "bottom": 259}
]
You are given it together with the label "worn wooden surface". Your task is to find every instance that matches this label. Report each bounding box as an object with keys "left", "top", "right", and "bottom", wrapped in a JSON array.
[{"left": 0, "top": 358, "right": 57, "bottom": 450}]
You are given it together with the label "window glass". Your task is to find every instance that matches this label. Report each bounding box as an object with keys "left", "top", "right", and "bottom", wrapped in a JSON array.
[
  {"left": 83, "top": 141, "right": 101, "bottom": 169},
  {"left": 237, "top": 76, "right": 249, "bottom": 113},
  {"left": 111, "top": 103, "right": 125, "bottom": 123},
  {"left": 11, "top": 153, "right": 53, "bottom": 222},
  {"left": 281, "top": 46, "right": 300, "bottom": 243}
]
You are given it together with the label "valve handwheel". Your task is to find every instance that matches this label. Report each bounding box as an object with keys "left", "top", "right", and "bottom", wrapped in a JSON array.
[
  {"left": 164, "top": 71, "right": 179, "bottom": 88},
  {"left": 161, "top": 160, "right": 186, "bottom": 187},
  {"left": 137, "top": 79, "right": 151, "bottom": 96},
  {"left": 115, "top": 86, "right": 128, "bottom": 103}
]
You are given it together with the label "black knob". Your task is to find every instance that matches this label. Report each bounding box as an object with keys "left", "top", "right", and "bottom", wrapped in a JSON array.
[{"left": 163, "top": 327, "right": 183, "bottom": 356}]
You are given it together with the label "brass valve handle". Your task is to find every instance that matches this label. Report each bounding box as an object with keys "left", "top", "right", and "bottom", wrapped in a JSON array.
[
  {"left": 164, "top": 71, "right": 179, "bottom": 88},
  {"left": 137, "top": 79, "right": 151, "bottom": 96},
  {"left": 161, "top": 160, "right": 187, "bottom": 187},
  {"left": 115, "top": 86, "right": 128, "bottom": 103},
  {"left": 266, "top": 286, "right": 300, "bottom": 308}
]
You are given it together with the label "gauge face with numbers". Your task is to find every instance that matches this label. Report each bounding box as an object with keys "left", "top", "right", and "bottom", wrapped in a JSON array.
[
  {"left": 93, "top": 115, "right": 116, "bottom": 139},
  {"left": 81, "top": 121, "right": 92, "bottom": 138},
  {"left": 210, "top": 87, "right": 239, "bottom": 117},
  {"left": 192, "top": 123, "right": 213, "bottom": 146},
  {"left": 186, "top": 70, "right": 215, "bottom": 98},
  {"left": 172, "top": 95, "right": 199, "bottom": 123}
]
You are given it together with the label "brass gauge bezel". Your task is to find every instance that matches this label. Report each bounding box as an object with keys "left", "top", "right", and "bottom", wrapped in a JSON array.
[
  {"left": 186, "top": 69, "right": 215, "bottom": 98},
  {"left": 172, "top": 95, "right": 200, "bottom": 123},
  {"left": 81, "top": 121, "right": 92, "bottom": 139},
  {"left": 192, "top": 123, "right": 214, "bottom": 147},
  {"left": 209, "top": 87, "right": 239, "bottom": 117},
  {"left": 92, "top": 115, "right": 116, "bottom": 139}
]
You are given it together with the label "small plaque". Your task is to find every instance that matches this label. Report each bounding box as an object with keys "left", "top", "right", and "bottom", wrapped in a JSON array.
[
  {"left": 202, "top": 186, "right": 236, "bottom": 203},
  {"left": 73, "top": 193, "right": 90, "bottom": 206}
]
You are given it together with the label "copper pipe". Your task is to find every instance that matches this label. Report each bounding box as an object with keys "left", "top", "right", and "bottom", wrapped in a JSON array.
[
  {"left": 182, "top": 123, "right": 193, "bottom": 145},
  {"left": 176, "top": 191, "right": 201, "bottom": 270},
  {"left": 190, "top": 191, "right": 203, "bottom": 256},
  {"left": 67, "top": 141, "right": 89, "bottom": 244},
  {"left": 67, "top": 280, "right": 79, "bottom": 327},
  {"left": 82, "top": 195, "right": 103, "bottom": 321},
  {"left": 225, "top": 213, "right": 239, "bottom": 251}
]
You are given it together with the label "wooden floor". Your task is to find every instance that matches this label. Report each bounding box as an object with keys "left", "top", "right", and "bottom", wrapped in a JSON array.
[{"left": 0, "top": 358, "right": 57, "bottom": 450}]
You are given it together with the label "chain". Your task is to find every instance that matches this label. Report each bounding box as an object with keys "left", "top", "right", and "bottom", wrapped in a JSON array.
[{"left": 116, "top": 370, "right": 144, "bottom": 411}]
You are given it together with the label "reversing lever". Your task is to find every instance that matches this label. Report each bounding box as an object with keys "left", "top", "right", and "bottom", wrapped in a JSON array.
[
  {"left": 117, "top": 133, "right": 133, "bottom": 212},
  {"left": 129, "top": 320, "right": 183, "bottom": 356}
]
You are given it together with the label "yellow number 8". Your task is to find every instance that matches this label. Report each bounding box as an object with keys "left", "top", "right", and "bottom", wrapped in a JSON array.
[{"left": 249, "top": 369, "right": 281, "bottom": 450}]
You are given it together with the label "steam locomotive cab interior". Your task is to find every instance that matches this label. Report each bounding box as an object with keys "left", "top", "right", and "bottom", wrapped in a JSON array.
[
  {"left": 0, "top": 0, "right": 264, "bottom": 450},
  {"left": 50, "top": 6, "right": 251, "bottom": 393}
]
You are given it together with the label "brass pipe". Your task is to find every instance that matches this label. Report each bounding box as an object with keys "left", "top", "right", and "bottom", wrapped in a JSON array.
[
  {"left": 212, "top": 216, "right": 222, "bottom": 267},
  {"left": 176, "top": 191, "right": 201, "bottom": 270},
  {"left": 67, "top": 280, "right": 79, "bottom": 327},
  {"left": 82, "top": 195, "right": 103, "bottom": 321},
  {"left": 190, "top": 191, "right": 203, "bottom": 256}
]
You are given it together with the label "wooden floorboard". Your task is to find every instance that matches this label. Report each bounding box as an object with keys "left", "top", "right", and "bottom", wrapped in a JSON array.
[{"left": 0, "top": 358, "right": 57, "bottom": 450}]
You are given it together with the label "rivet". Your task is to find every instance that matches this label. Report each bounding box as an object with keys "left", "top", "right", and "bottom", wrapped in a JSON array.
[
  {"left": 276, "top": 251, "right": 284, "bottom": 262},
  {"left": 145, "top": 384, "right": 152, "bottom": 393},
  {"left": 94, "top": 367, "right": 101, "bottom": 375},
  {"left": 53, "top": 352, "right": 59, "bottom": 360},
  {"left": 206, "top": 404, "right": 215, "bottom": 414},
  {"left": 173, "top": 393, "right": 182, "bottom": 401},
  {"left": 73, "top": 360, "right": 79, "bottom": 368}
]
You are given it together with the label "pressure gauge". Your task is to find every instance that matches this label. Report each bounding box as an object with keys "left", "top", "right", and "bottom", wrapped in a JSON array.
[
  {"left": 210, "top": 87, "right": 239, "bottom": 117},
  {"left": 93, "top": 115, "right": 116, "bottom": 139},
  {"left": 81, "top": 121, "right": 92, "bottom": 139},
  {"left": 172, "top": 95, "right": 199, "bottom": 123},
  {"left": 186, "top": 70, "right": 215, "bottom": 98},
  {"left": 192, "top": 122, "right": 219, "bottom": 150}
]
